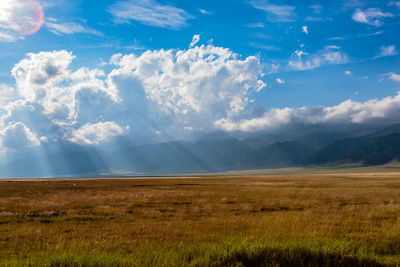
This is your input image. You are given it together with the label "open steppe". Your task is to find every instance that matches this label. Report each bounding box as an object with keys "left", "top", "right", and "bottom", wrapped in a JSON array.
[{"left": 1, "top": 168, "right": 400, "bottom": 266}]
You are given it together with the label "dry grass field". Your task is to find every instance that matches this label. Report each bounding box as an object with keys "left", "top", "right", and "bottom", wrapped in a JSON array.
[{"left": 1, "top": 170, "right": 400, "bottom": 266}]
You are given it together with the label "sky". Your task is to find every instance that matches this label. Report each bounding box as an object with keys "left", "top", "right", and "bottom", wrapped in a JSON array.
[{"left": 0, "top": 0, "right": 400, "bottom": 163}]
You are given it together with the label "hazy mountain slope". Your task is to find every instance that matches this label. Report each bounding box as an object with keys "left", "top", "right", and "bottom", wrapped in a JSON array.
[
  {"left": 309, "top": 133, "right": 400, "bottom": 166},
  {"left": 238, "top": 140, "right": 316, "bottom": 168},
  {"left": 366, "top": 123, "right": 400, "bottom": 138},
  {"left": 2, "top": 123, "right": 400, "bottom": 177}
]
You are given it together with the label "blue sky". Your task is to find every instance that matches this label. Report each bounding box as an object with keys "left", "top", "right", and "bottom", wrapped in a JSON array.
[{"left": 0, "top": 0, "right": 400, "bottom": 159}]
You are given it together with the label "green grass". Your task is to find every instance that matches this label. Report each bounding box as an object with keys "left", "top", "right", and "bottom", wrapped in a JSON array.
[{"left": 1, "top": 241, "right": 391, "bottom": 267}]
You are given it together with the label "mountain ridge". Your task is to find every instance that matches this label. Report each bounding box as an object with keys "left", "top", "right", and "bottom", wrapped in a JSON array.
[{"left": 2, "top": 123, "right": 400, "bottom": 177}]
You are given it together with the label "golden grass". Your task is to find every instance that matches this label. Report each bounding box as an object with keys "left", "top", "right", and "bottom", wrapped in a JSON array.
[{"left": 1, "top": 172, "right": 400, "bottom": 266}]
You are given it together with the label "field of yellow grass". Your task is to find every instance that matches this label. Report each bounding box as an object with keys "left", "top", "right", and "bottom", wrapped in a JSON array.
[{"left": 1, "top": 170, "right": 400, "bottom": 266}]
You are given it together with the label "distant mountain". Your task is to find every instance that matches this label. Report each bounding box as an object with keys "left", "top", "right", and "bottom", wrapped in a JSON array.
[
  {"left": 238, "top": 140, "right": 315, "bottom": 168},
  {"left": 111, "top": 139, "right": 252, "bottom": 174},
  {"left": 2, "top": 123, "right": 400, "bottom": 177},
  {"left": 309, "top": 133, "right": 400, "bottom": 166},
  {"left": 366, "top": 123, "right": 400, "bottom": 138}
]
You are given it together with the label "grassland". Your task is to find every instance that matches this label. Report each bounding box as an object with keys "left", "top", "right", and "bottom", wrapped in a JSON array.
[{"left": 1, "top": 169, "right": 400, "bottom": 266}]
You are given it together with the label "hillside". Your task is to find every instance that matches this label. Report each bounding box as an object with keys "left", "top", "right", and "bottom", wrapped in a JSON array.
[{"left": 309, "top": 133, "right": 400, "bottom": 166}]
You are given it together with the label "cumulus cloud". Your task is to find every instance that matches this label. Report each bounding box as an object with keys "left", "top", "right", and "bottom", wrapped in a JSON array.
[
  {"left": 249, "top": 0, "right": 296, "bottom": 22},
  {"left": 0, "top": 49, "right": 124, "bottom": 151},
  {"left": 108, "top": 0, "right": 193, "bottom": 29},
  {"left": 107, "top": 41, "right": 266, "bottom": 131},
  {"left": 2, "top": 35, "right": 400, "bottom": 156},
  {"left": 10, "top": 50, "right": 120, "bottom": 122},
  {"left": 0, "top": 38, "right": 266, "bottom": 151},
  {"left": 375, "top": 45, "right": 398, "bottom": 58},
  {"left": 69, "top": 122, "right": 127, "bottom": 144},
  {"left": 302, "top": 26, "right": 308, "bottom": 35},
  {"left": 352, "top": 8, "right": 393, "bottom": 27},
  {"left": 189, "top": 34, "right": 200, "bottom": 48},
  {"left": 12, "top": 50, "right": 74, "bottom": 100},
  {"left": 0, "top": 122, "right": 40, "bottom": 150},
  {"left": 215, "top": 92, "right": 400, "bottom": 132},
  {"left": 45, "top": 18, "right": 102, "bottom": 36},
  {"left": 345, "top": 70, "right": 352, "bottom": 75}
]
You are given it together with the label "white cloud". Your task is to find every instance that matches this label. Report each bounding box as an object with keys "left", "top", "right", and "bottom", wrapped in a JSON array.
[
  {"left": 389, "top": 72, "right": 400, "bottom": 82},
  {"left": 328, "top": 36, "right": 346, "bottom": 41},
  {"left": 249, "top": 42, "right": 281, "bottom": 51},
  {"left": 12, "top": 50, "right": 75, "bottom": 102},
  {"left": 375, "top": 45, "right": 398, "bottom": 58},
  {"left": 246, "top": 22, "right": 265, "bottom": 28},
  {"left": 302, "top": 26, "right": 308, "bottom": 35},
  {"left": 327, "top": 31, "right": 383, "bottom": 41},
  {"left": 40, "top": 0, "right": 59, "bottom": 9},
  {"left": 310, "top": 4, "right": 322, "bottom": 14},
  {"left": 344, "top": 0, "right": 365, "bottom": 8},
  {"left": 325, "top": 45, "right": 340, "bottom": 50},
  {"left": 389, "top": 2, "right": 400, "bottom": 8},
  {"left": 352, "top": 8, "right": 393, "bottom": 27},
  {"left": 1, "top": 50, "right": 122, "bottom": 149},
  {"left": 0, "top": 40, "right": 267, "bottom": 150},
  {"left": 199, "top": 9, "right": 212, "bottom": 15},
  {"left": 69, "top": 122, "right": 127, "bottom": 144},
  {"left": 305, "top": 16, "right": 332, "bottom": 22},
  {"left": 289, "top": 46, "right": 348, "bottom": 71},
  {"left": 0, "top": 83, "right": 14, "bottom": 94},
  {"left": 11, "top": 50, "right": 119, "bottom": 112},
  {"left": 45, "top": 18, "right": 102, "bottom": 36},
  {"left": 345, "top": 70, "right": 352, "bottom": 75},
  {"left": 358, "top": 31, "right": 384, "bottom": 37},
  {"left": 249, "top": 0, "right": 296, "bottom": 22},
  {"left": 215, "top": 92, "right": 400, "bottom": 132},
  {"left": 108, "top": 0, "right": 193, "bottom": 29},
  {"left": 189, "top": 34, "right": 200, "bottom": 48},
  {"left": 0, "top": 30, "right": 23, "bottom": 42},
  {"left": 108, "top": 43, "right": 266, "bottom": 129},
  {"left": 323, "top": 50, "right": 347, "bottom": 64},
  {"left": 2, "top": 36, "right": 400, "bottom": 154},
  {"left": 293, "top": 50, "right": 308, "bottom": 59},
  {"left": 0, "top": 122, "right": 40, "bottom": 150},
  {"left": 264, "top": 62, "right": 281, "bottom": 74},
  {"left": 1, "top": 38, "right": 400, "bottom": 155},
  {"left": 0, "top": 84, "right": 17, "bottom": 104}
]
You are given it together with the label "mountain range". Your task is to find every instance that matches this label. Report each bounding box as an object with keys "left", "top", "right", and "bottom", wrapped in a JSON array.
[{"left": 2, "top": 123, "right": 400, "bottom": 177}]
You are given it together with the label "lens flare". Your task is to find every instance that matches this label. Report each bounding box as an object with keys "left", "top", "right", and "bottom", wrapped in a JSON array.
[{"left": 1, "top": 0, "right": 44, "bottom": 36}]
